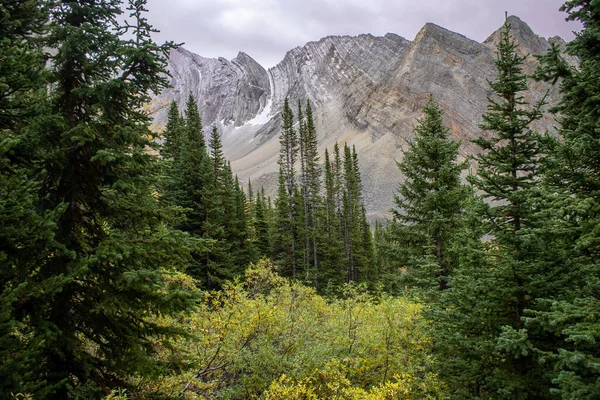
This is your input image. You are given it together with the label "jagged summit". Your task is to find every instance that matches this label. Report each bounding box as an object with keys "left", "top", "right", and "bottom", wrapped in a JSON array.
[
  {"left": 484, "top": 15, "right": 549, "bottom": 54},
  {"left": 415, "top": 22, "right": 474, "bottom": 45},
  {"left": 153, "top": 17, "right": 567, "bottom": 220}
]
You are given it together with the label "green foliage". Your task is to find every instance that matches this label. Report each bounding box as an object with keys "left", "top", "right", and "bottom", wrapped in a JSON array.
[
  {"left": 162, "top": 98, "right": 253, "bottom": 290},
  {"left": 273, "top": 99, "right": 300, "bottom": 276},
  {"left": 524, "top": 1, "right": 600, "bottom": 397},
  {"left": 1, "top": 0, "right": 202, "bottom": 396},
  {"left": 273, "top": 107, "right": 374, "bottom": 290},
  {"left": 0, "top": 2, "right": 62, "bottom": 393},
  {"left": 432, "top": 18, "right": 555, "bottom": 398},
  {"left": 161, "top": 101, "right": 183, "bottom": 160},
  {"left": 387, "top": 95, "right": 468, "bottom": 293},
  {"left": 252, "top": 188, "right": 272, "bottom": 257},
  {"left": 125, "top": 260, "right": 443, "bottom": 399}
]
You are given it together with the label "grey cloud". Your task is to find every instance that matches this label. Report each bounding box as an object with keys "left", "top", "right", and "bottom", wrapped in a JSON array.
[{"left": 146, "top": 0, "right": 581, "bottom": 68}]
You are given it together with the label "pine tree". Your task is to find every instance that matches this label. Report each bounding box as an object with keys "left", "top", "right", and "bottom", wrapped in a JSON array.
[
  {"left": 390, "top": 96, "right": 468, "bottom": 291},
  {"left": 5, "top": 1, "right": 200, "bottom": 396}
]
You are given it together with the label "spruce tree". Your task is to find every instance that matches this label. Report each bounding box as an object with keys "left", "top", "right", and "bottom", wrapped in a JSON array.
[
  {"left": 253, "top": 188, "right": 272, "bottom": 257},
  {"left": 526, "top": 1, "right": 600, "bottom": 397},
  {"left": 390, "top": 96, "right": 468, "bottom": 291},
  {"left": 232, "top": 174, "right": 256, "bottom": 267},
  {"left": 304, "top": 101, "right": 322, "bottom": 288},
  {"left": 4, "top": 1, "right": 200, "bottom": 396},
  {"left": 435, "top": 18, "right": 550, "bottom": 398},
  {"left": 338, "top": 144, "right": 373, "bottom": 283},
  {"left": 202, "top": 126, "right": 235, "bottom": 287},
  {"left": 297, "top": 101, "right": 310, "bottom": 277},
  {"left": 246, "top": 178, "right": 255, "bottom": 225},
  {"left": 273, "top": 165, "right": 295, "bottom": 276},
  {"left": 321, "top": 148, "right": 344, "bottom": 286},
  {"left": 159, "top": 101, "right": 183, "bottom": 207},
  {"left": 171, "top": 95, "right": 214, "bottom": 285},
  {"left": 274, "top": 99, "right": 299, "bottom": 276},
  {"left": 0, "top": 1, "right": 66, "bottom": 395},
  {"left": 295, "top": 100, "right": 322, "bottom": 287},
  {"left": 161, "top": 101, "right": 183, "bottom": 160}
]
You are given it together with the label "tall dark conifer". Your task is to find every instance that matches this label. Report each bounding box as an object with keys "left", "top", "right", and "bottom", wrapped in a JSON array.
[
  {"left": 161, "top": 101, "right": 182, "bottom": 160},
  {"left": 525, "top": 2, "right": 600, "bottom": 397},
  {"left": 5, "top": 1, "right": 201, "bottom": 396},
  {"left": 390, "top": 96, "right": 468, "bottom": 291},
  {"left": 0, "top": 1, "right": 67, "bottom": 395},
  {"left": 274, "top": 99, "right": 299, "bottom": 276},
  {"left": 253, "top": 188, "right": 271, "bottom": 257},
  {"left": 273, "top": 165, "right": 294, "bottom": 275},
  {"left": 435, "top": 18, "right": 550, "bottom": 398},
  {"left": 321, "top": 148, "right": 344, "bottom": 286},
  {"left": 304, "top": 101, "right": 322, "bottom": 287}
]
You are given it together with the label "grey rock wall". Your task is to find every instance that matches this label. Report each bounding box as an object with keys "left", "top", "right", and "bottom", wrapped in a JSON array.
[{"left": 152, "top": 16, "right": 570, "bottom": 221}]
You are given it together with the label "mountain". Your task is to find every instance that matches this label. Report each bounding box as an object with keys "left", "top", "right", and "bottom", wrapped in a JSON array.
[{"left": 152, "top": 16, "right": 570, "bottom": 220}]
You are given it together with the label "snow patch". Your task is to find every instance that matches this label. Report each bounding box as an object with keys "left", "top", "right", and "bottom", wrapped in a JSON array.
[{"left": 246, "top": 98, "right": 273, "bottom": 126}]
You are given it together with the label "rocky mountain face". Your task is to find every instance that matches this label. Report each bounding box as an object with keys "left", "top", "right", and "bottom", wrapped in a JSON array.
[{"left": 153, "top": 16, "right": 570, "bottom": 220}]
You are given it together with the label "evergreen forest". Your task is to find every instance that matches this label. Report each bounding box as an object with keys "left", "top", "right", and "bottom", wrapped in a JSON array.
[{"left": 1, "top": 0, "right": 599, "bottom": 399}]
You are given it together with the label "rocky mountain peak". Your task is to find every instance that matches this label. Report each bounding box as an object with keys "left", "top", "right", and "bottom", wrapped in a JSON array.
[
  {"left": 415, "top": 22, "right": 469, "bottom": 44},
  {"left": 484, "top": 15, "right": 549, "bottom": 55},
  {"left": 153, "top": 17, "right": 568, "bottom": 220}
]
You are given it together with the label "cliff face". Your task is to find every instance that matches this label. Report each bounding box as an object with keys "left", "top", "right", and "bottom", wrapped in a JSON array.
[
  {"left": 153, "top": 16, "right": 569, "bottom": 220},
  {"left": 155, "top": 48, "right": 270, "bottom": 128}
]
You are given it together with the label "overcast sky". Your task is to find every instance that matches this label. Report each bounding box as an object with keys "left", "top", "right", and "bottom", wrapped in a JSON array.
[{"left": 144, "top": 0, "right": 581, "bottom": 68}]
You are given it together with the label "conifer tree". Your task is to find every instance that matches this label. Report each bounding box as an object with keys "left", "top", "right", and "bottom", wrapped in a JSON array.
[
  {"left": 171, "top": 96, "right": 214, "bottom": 284},
  {"left": 339, "top": 144, "right": 373, "bottom": 283},
  {"left": 342, "top": 144, "right": 361, "bottom": 281},
  {"left": 3, "top": 1, "right": 201, "bottom": 396},
  {"left": 0, "top": 1, "right": 67, "bottom": 394},
  {"left": 525, "top": 2, "right": 600, "bottom": 396},
  {"left": 274, "top": 99, "right": 299, "bottom": 276},
  {"left": 161, "top": 101, "right": 183, "bottom": 160},
  {"left": 435, "top": 18, "right": 550, "bottom": 398},
  {"left": 253, "top": 188, "right": 272, "bottom": 257},
  {"left": 201, "top": 126, "right": 235, "bottom": 287},
  {"left": 304, "top": 101, "right": 322, "bottom": 287},
  {"left": 233, "top": 174, "right": 256, "bottom": 266},
  {"left": 390, "top": 96, "right": 468, "bottom": 291},
  {"left": 246, "top": 178, "right": 255, "bottom": 224},
  {"left": 321, "top": 148, "right": 344, "bottom": 286},
  {"left": 159, "top": 102, "right": 183, "bottom": 207},
  {"left": 297, "top": 101, "right": 310, "bottom": 275},
  {"left": 296, "top": 100, "right": 322, "bottom": 287},
  {"left": 273, "top": 165, "right": 295, "bottom": 275},
  {"left": 184, "top": 93, "right": 205, "bottom": 149}
]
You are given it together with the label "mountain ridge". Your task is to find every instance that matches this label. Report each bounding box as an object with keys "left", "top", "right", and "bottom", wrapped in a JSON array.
[{"left": 152, "top": 16, "right": 568, "bottom": 220}]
